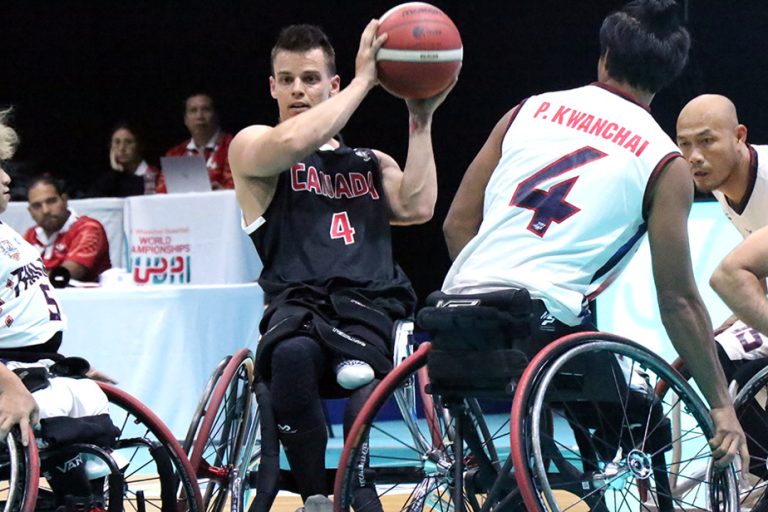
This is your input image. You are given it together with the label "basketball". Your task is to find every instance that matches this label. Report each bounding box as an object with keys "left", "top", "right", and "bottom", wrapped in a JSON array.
[{"left": 376, "top": 2, "right": 462, "bottom": 99}]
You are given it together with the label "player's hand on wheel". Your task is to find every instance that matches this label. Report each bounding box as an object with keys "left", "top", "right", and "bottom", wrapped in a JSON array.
[
  {"left": 709, "top": 405, "right": 749, "bottom": 477},
  {"left": 0, "top": 385, "right": 39, "bottom": 446}
]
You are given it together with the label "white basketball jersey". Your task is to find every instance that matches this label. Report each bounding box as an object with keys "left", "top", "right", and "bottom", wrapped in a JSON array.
[
  {"left": 0, "top": 222, "right": 66, "bottom": 348},
  {"left": 716, "top": 320, "right": 768, "bottom": 361},
  {"left": 712, "top": 144, "right": 768, "bottom": 238},
  {"left": 443, "top": 84, "right": 681, "bottom": 326}
]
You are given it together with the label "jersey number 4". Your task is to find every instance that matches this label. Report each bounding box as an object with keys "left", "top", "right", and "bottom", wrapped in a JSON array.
[
  {"left": 330, "top": 212, "right": 356, "bottom": 245},
  {"left": 509, "top": 146, "right": 607, "bottom": 237}
]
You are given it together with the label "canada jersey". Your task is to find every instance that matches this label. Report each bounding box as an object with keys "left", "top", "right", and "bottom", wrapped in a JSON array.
[
  {"left": 712, "top": 144, "right": 768, "bottom": 238},
  {"left": 246, "top": 144, "right": 413, "bottom": 301},
  {"left": 443, "top": 83, "right": 681, "bottom": 325},
  {"left": 0, "top": 222, "right": 66, "bottom": 348}
]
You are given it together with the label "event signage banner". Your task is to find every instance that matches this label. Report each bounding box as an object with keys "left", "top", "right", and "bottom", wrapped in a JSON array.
[{"left": 124, "top": 191, "right": 261, "bottom": 285}]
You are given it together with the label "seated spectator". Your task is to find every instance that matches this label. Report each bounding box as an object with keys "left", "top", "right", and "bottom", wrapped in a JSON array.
[
  {"left": 159, "top": 92, "right": 233, "bottom": 191},
  {"left": 24, "top": 176, "right": 111, "bottom": 283},
  {"left": 88, "top": 122, "right": 160, "bottom": 198}
]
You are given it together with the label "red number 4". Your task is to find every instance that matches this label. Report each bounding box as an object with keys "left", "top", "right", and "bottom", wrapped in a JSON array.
[{"left": 330, "top": 212, "right": 356, "bottom": 245}]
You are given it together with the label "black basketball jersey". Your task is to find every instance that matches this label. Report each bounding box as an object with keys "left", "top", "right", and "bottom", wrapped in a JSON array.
[{"left": 250, "top": 144, "right": 415, "bottom": 309}]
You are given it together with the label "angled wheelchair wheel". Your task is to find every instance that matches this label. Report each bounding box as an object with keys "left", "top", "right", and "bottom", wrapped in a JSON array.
[
  {"left": 99, "top": 382, "right": 204, "bottom": 512},
  {"left": 184, "top": 355, "right": 233, "bottom": 454},
  {"left": 726, "top": 364, "right": 768, "bottom": 511},
  {"left": 188, "top": 349, "right": 255, "bottom": 512},
  {"left": 0, "top": 428, "right": 38, "bottom": 512},
  {"left": 334, "top": 342, "right": 519, "bottom": 512},
  {"left": 511, "top": 332, "right": 739, "bottom": 512}
]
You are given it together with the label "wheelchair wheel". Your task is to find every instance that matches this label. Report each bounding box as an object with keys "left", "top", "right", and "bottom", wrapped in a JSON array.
[
  {"left": 188, "top": 349, "right": 255, "bottom": 512},
  {"left": 334, "top": 342, "right": 518, "bottom": 512},
  {"left": 0, "top": 428, "right": 39, "bottom": 512},
  {"left": 727, "top": 364, "right": 768, "bottom": 511},
  {"left": 511, "top": 332, "right": 739, "bottom": 511},
  {"left": 99, "top": 382, "right": 204, "bottom": 512},
  {"left": 184, "top": 355, "right": 232, "bottom": 454}
]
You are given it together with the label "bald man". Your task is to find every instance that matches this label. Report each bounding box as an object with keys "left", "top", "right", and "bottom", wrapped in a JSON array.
[
  {"left": 676, "top": 94, "right": 768, "bottom": 238},
  {"left": 678, "top": 94, "right": 768, "bottom": 478}
]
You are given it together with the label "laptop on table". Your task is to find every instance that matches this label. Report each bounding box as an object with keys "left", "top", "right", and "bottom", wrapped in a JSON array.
[{"left": 160, "top": 155, "right": 213, "bottom": 193}]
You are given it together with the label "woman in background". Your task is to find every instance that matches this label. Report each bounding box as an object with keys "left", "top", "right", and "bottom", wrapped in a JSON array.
[{"left": 88, "top": 122, "right": 160, "bottom": 197}]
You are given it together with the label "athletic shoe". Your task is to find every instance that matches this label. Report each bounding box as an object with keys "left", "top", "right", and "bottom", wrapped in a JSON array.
[{"left": 304, "top": 494, "right": 333, "bottom": 512}]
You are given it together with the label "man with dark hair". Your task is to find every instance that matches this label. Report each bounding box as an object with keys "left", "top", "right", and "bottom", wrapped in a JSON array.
[
  {"left": 162, "top": 92, "right": 233, "bottom": 190},
  {"left": 24, "top": 176, "right": 111, "bottom": 283},
  {"left": 229, "top": 22, "right": 454, "bottom": 511},
  {"left": 443, "top": 0, "right": 747, "bottom": 470}
]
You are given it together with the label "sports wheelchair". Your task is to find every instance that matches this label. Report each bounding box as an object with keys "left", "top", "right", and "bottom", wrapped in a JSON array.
[
  {"left": 331, "top": 289, "right": 740, "bottom": 511},
  {"left": 183, "top": 289, "right": 741, "bottom": 512},
  {"left": 182, "top": 324, "right": 424, "bottom": 512},
  {"left": 0, "top": 376, "right": 203, "bottom": 512}
]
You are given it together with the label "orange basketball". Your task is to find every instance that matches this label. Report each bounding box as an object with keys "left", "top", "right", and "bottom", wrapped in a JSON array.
[{"left": 376, "top": 2, "right": 462, "bottom": 99}]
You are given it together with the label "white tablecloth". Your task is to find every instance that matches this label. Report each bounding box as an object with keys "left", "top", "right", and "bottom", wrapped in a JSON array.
[{"left": 55, "top": 283, "right": 264, "bottom": 436}]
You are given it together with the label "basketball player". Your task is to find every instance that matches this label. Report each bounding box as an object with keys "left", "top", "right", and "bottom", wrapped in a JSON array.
[
  {"left": 676, "top": 94, "right": 768, "bottom": 356},
  {"left": 0, "top": 110, "right": 116, "bottom": 507},
  {"left": 442, "top": 0, "right": 747, "bottom": 470},
  {"left": 677, "top": 95, "right": 768, "bottom": 477},
  {"left": 228, "top": 22, "right": 454, "bottom": 510}
]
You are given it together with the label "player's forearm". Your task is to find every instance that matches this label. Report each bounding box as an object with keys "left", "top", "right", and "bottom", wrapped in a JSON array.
[
  {"left": 711, "top": 266, "right": 768, "bottom": 337},
  {"left": 658, "top": 292, "right": 731, "bottom": 408},
  {"left": 276, "top": 78, "right": 373, "bottom": 166},
  {"left": 395, "top": 116, "right": 438, "bottom": 224},
  {"left": 443, "top": 215, "right": 478, "bottom": 261},
  {"left": 0, "top": 364, "right": 26, "bottom": 393}
]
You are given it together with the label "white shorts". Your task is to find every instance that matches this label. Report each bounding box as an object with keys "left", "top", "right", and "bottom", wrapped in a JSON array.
[
  {"left": 4, "top": 360, "right": 109, "bottom": 419},
  {"left": 33, "top": 376, "right": 109, "bottom": 419}
]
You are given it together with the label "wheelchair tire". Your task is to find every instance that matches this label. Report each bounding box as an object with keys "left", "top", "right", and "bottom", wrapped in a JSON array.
[
  {"left": 99, "top": 382, "right": 204, "bottom": 512},
  {"left": 511, "top": 332, "right": 739, "bottom": 512},
  {"left": 730, "top": 364, "right": 768, "bottom": 511},
  {"left": 0, "top": 428, "right": 38, "bottom": 512},
  {"left": 188, "top": 349, "right": 255, "bottom": 512},
  {"left": 184, "top": 355, "right": 233, "bottom": 454}
]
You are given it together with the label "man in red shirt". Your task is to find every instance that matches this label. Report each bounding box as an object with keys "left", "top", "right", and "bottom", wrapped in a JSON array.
[
  {"left": 160, "top": 93, "right": 234, "bottom": 191},
  {"left": 24, "top": 177, "right": 111, "bottom": 283}
]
